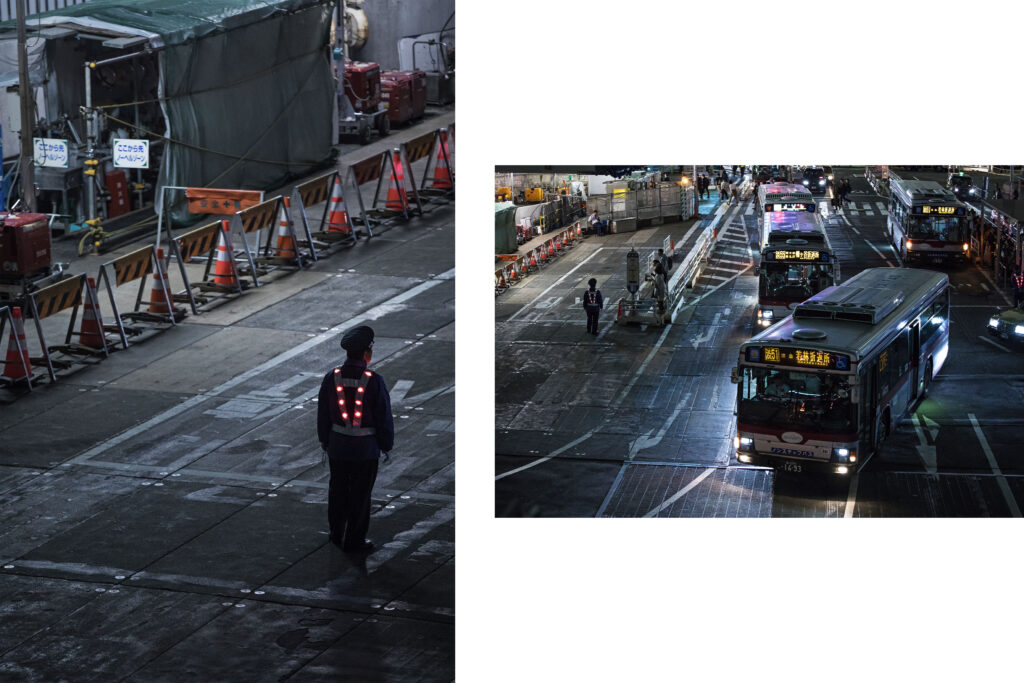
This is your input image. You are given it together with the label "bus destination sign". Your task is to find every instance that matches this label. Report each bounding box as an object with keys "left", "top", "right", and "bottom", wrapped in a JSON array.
[
  {"left": 746, "top": 346, "right": 850, "bottom": 371},
  {"left": 766, "top": 249, "right": 824, "bottom": 262},
  {"left": 764, "top": 203, "right": 814, "bottom": 212},
  {"left": 914, "top": 205, "right": 965, "bottom": 216}
]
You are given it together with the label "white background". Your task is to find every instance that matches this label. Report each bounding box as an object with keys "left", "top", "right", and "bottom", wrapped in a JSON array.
[{"left": 455, "top": 1, "right": 1024, "bottom": 680}]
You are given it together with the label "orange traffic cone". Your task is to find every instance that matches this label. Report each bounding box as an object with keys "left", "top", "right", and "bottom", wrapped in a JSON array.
[
  {"left": 496, "top": 270, "right": 506, "bottom": 289},
  {"left": 529, "top": 250, "right": 538, "bottom": 270},
  {"left": 547, "top": 240, "right": 555, "bottom": 259},
  {"left": 617, "top": 298, "right": 624, "bottom": 321},
  {"left": 555, "top": 234, "right": 563, "bottom": 252},
  {"left": 431, "top": 131, "right": 453, "bottom": 190},
  {"left": 325, "top": 176, "right": 351, "bottom": 235},
  {"left": 214, "top": 220, "right": 238, "bottom": 286},
  {"left": 670, "top": 237, "right": 675, "bottom": 251},
  {"left": 508, "top": 262, "right": 518, "bottom": 283},
  {"left": 385, "top": 152, "right": 409, "bottom": 212},
  {"left": 149, "top": 248, "right": 173, "bottom": 314},
  {"left": 576, "top": 223, "right": 582, "bottom": 239},
  {"left": 275, "top": 198, "right": 297, "bottom": 260},
  {"left": 77, "top": 277, "right": 106, "bottom": 350},
  {"left": 3, "top": 306, "right": 31, "bottom": 381},
  {"left": 538, "top": 246, "right": 547, "bottom": 264}
]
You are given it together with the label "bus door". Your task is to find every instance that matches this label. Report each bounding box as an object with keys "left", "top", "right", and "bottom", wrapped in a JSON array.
[{"left": 910, "top": 319, "right": 921, "bottom": 399}]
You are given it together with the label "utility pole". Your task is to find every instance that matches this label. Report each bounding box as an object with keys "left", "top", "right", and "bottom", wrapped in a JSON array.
[{"left": 16, "top": 0, "right": 36, "bottom": 212}]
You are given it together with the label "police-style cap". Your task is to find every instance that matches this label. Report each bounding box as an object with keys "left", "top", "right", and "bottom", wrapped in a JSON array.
[{"left": 340, "top": 325, "right": 374, "bottom": 352}]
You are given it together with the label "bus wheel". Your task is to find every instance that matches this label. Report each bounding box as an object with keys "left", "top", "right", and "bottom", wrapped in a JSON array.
[{"left": 920, "top": 360, "right": 933, "bottom": 399}]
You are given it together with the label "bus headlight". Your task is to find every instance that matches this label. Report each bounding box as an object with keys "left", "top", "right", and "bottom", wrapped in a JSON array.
[
  {"left": 988, "top": 317, "right": 1000, "bottom": 329},
  {"left": 833, "top": 447, "right": 855, "bottom": 463},
  {"left": 738, "top": 454, "right": 752, "bottom": 463},
  {"left": 736, "top": 436, "right": 754, "bottom": 452},
  {"left": 1015, "top": 325, "right": 1024, "bottom": 336},
  {"left": 962, "top": 243, "right": 969, "bottom": 251},
  {"left": 757, "top": 309, "right": 773, "bottom": 319},
  {"left": 818, "top": 180, "right": 826, "bottom": 186},
  {"left": 803, "top": 180, "right": 809, "bottom": 185},
  {"left": 906, "top": 240, "right": 913, "bottom": 249},
  {"left": 835, "top": 466, "right": 850, "bottom": 475}
]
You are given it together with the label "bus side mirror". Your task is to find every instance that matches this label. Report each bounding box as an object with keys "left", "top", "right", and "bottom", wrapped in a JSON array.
[
  {"left": 730, "top": 367, "right": 740, "bottom": 384},
  {"left": 754, "top": 266, "right": 760, "bottom": 276}
]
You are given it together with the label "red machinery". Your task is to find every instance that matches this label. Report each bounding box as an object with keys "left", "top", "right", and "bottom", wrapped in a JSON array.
[
  {"left": 343, "top": 61, "right": 381, "bottom": 114},
  {"left": 338, "top": 59, "right": 390, "bottom": 144},
  {"left": 0, "top": 212, "right": 65, "bottom": 304},
  {"left": 381, "top": 70, "right": 427, "bottom": 125}
]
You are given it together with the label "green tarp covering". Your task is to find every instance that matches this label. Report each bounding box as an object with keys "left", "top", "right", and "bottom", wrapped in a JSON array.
[
  {"left": 2, "top": 0, "right": 336, "bottom": 221},
  {"left": 495, "top": 202, "right": 517, "bottom": 255}
]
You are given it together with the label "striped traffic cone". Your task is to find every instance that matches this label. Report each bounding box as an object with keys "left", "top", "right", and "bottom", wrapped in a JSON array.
[
  {"left": 325, "top": 176, "right": 351, "bottom": 235},
  {"left": 2, "top": 306, "right": 31, "bottom": 381},
  {"left": 538, "top": 245, "right": 548, "bottom": 264},
  {"left": 213, "top": 220, "right": 237, "bottom": 286},
  {"left": 77, "top": 277, "right": 106, "bottom": 350},
  {"left": 547, "top": 240, "right": 555, "bottom": 259},
  {"left": 554, "top": 234, "right": 563, "bottom": 252},
  {"left": 508, "top": 262, "right": 518, "bottom": 283},
  {"left": 385, "top": 152, "right": 409, "bottom": 212},
  {"left": 529, "top": 250, "right": 538, "bottom": 270},
  {"left": 149, "top": 248, "right": 173, "bottom": 314},
  {"left": 576, "top": 223, "right": 582, "bottom": 239},
  {"left": 431, "top": 131, "right": 453, "bottom": 190},
  {"left": 275, "top": 198, "right": 297, "bottom": 260}
]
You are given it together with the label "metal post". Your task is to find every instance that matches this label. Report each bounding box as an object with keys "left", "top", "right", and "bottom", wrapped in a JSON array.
[
  {"left": 84, "top": 62, "right": 96, "bottom": 223},
  {"left": 16, "top": 0, "right": 36, "bottom": 212}
]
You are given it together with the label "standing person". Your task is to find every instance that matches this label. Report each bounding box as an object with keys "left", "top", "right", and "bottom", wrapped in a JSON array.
[
  {"left": 652, "top": 261, "right": 668, "bottom": 326},
  {"left": 831, "top": 185, "right": 843, "bottom": 213},
  {"left": 583, "top": 278, "right": 603, "bottom": 335},
  {"left": 317, "top": 325, "right": 395, "bottom": 554},
  {"left": 658, "top": 248, "right": 673, "bottom": 274},
  {"left": 841, "top": 178, "right": 852, "bottom": 205}
]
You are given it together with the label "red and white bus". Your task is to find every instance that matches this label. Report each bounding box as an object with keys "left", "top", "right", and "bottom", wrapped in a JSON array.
[
  {"left": 733, "top": 268, "right": 950, "bottom": 474},
  {"left": 888, "top": 175, "right": 970, "bottom": 266},
  {"left": 755, "top": 210, "right": 838, "bottom": 328}
]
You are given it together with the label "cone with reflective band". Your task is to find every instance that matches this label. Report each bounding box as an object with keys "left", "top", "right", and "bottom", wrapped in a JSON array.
[
  {"left": 431, "top": 131, "right": 453, "bottom": 189},
  {"left": 508, "top": 262, "right": 518, "bottom": 282},
  {"left": 547, "top": 240, "right": 555, "bottom": 258},
  {"left": 3, "top": 306, "right": 31, "bottom": 381},
  {"left": 214, "top": 220, "right": 237, "bottom": 286},
  {"left": 538, "top": 245, "right": 547, "bottom": 263},
  {"left": 275, "top": 198, "right": 297, "bottom": 260},
  {"left": 555, "top": 234, "right": 563, "bottom": 252},
  {"left": 78, "top": 277, "right": 105, "bottom": 349},
  {"left": 576, "top": 223, "right": 582, "bottom": 238},
  {"left": 529, "top": 250, "right": 538, "bottom": 269},
  {"left": 149, "top": 247, "right": 172, "bottom": 314},
  {"left": 325, "top": 176, "right": 352, "bottom": 234},
  {"left": 385, "top": 152, "right": 409, "bottom": 211}
]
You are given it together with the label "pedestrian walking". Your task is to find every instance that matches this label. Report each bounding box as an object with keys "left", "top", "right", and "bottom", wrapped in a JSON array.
[
  {"left": 841, "top": 178, "right": 852, "bottom": 204},
  {"left": 583, "top": 278, "right": 603, "bottom": 335},
  {"left": 317, "top": 325, "right": 395, "bottom": 554},
  {"left": 831, "top": 187, "right": 842, "bottom": 213}
]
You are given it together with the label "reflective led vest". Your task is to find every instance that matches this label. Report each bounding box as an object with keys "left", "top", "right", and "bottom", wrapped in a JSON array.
[
  {"left": 332, "top": 368, "right": 377, "bottom": 436},
  {"left": 585, "top": 290, "right": 599, "bottom": 307}
]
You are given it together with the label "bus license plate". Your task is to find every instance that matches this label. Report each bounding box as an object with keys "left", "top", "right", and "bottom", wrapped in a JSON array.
[
  {"left": 931, "top": 257, "right": 944, "bottom": 264},
  {"left": 781, "top": 461, "right": 803, "bottom": 473}
]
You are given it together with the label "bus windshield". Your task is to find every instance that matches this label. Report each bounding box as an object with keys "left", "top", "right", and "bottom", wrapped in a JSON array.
[
  {"left": 759, "top": 262, "right": 834, "bottom": 301},
  {"left": 738, "top": 367, "right": 855, "bottom": 432},
  {"left": 908, "top": 215, "right": 966, "bottom": 241}
]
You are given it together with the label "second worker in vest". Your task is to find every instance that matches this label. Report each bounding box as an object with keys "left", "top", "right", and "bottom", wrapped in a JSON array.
[
  {"left": 583, "top": 278, "right": 603, "bottom": 335},
  {"left": 317, "top": 325, "right": 395, "bottom": 553}
]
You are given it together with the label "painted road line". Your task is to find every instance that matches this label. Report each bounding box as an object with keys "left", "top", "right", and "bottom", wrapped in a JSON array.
[
  {"left": 978, "top": 335, "right": 1011, "bottom": 353},
  {"left": 968, "top": 413, "right": 1021, "bottom": 517},
  {"left": 506, "top": 247, "right": 605, "bottom": 323},
  {"left": 643, "top": 467, "right": 716, "bottom": 517},
  {"left": 716, "top": 258, "right": 749, "bottom": 266},
  {"left": 876, "top": 201, "right": 887, "bottom": 212},
  {"left": 595, "top": 464, "right": 630, "bottom": 517},
  {"left": 497, "top": 316, "right": 679, "bottom": 481},
  {"left": 71, "top": 275, "right": 449, "bottom": 463},
  {"left": 843, "top": 473, "right": 859, "bottom": 518},
  {"left": 678, "top": 221, "right": 702, "bottom": 247},
  {"left": 976, "top": 264, "right": 1014, "bottom": 307},
  {"left": 864, "top": 239, "right": 895, "bottom": 266}
]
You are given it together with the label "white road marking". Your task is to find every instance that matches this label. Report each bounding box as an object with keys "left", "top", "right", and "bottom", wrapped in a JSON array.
[
  {"left": 976, "top": 265, "right": 1014, "bottom": 307},
  {"left": 914, "top": 413, "right": 939, "bottom": 475},
  {"left": 71, "top": 277, "right": 447, "bottom": 463},
  {"left": 843, "top": 473, "right": 859, "bottom": 518},
  {"left": 876, "top": 201, "right": 888, "bottom": 212},
  {"left": 716, "top": 258, "right": 748, "bottom": 266},
  {"left": 864, "top": 239, "right": 895, "bottom": 266},
  {"left": 506, "top": 248, "right": 605, "bottom": 322},
  {"left": 980, "top": 283, "right": 990, "bottom": 292},
  {"left": 690, "top": 312, "right": 721, "bottom": 348},
  {"left": 978, "top": 335, "right": 1011, "bottom": 353},
  {"left": 643, "top": 468, "right": 716, "bottom": 517},
  {"left": 968, "top": 413, "right": 1021, "bottom": 517}
]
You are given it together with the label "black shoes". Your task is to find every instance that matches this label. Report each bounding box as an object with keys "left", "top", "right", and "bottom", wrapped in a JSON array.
[{"left": 343, "top": 539, "right": 375, "bottom": 553}]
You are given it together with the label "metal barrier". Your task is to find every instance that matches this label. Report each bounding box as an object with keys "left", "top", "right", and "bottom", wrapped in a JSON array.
[
  {"left": 95, "top": 245, "right": 182, "bottom": 350},
  {"left": 25, "top": 274, "right": 106, "bottom": 383},
  {"left": 0, "top": 305, "right": 33, "bottom": 391},
  {"left": 494, "top": 223, "right": 580, "bottom": 296},
  {"left": 170, "top": 220, "right": 246, "bottom": 315},
  {"left": 404, "top": 128, "right": 454, "bottom": 204},
  {"left": 293, "top": 171, "right": 357, "bottom": 254}
]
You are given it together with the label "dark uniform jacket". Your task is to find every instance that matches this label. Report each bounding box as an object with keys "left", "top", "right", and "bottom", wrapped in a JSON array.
[{"left": 317, "top": 359, "right": 395, "bottom": 460}]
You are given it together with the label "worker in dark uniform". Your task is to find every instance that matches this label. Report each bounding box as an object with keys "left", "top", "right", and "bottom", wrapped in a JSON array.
[
  {"left": 583, "top": 277, "right": 603, "bottom": 335},
  {"left": 317, "top": 325, "right": 394, "bottom": 553}
]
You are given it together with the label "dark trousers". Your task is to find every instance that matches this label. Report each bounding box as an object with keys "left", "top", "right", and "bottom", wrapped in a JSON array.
[
  {"left": 586, "top": 308, "right": 600, "bottom": 334},
  {"left": 328, "top": 457, "right": 379, "bottom": 549}
]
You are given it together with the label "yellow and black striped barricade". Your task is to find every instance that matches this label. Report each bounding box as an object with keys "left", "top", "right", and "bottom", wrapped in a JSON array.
[
  {"left": 0, "top": 305, "right": 34, "bottom": 392},
  {"left": 345, "top": 152, "right": 385, "bottom": 238},
  {"left": 95, "top": 245, "right": 183, "bottom": 350},
  {"left": 293, "top": 171, "right": 356, "bottom": 254},
  {"left": 25, "top": 274, "right": 107, "bottom": 383},
  {"left": 170, "top": 220, "right": 246, "bottom": 315},
  {"left": 230, "top": 196, "right": 306, "bottom": 280},
  {"left": 410, "top": 128, "right": 454, "bottom": 203}
]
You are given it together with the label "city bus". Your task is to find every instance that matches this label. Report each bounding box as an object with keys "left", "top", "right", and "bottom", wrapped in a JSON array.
[
  {"left": 888, "top": 175, "right": 970, "bottom": 266},
  {"left": 756, "top": 182, "right": 816, "bottom": 221},
  {"left": 754, "top": 210, "right": 838, "bottom": 328},
  {"left": 732, "top": 268, "right": 950, "bottom": 474}
]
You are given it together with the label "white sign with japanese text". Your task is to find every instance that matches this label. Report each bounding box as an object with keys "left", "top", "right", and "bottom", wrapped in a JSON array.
[
  {"left": 112, "top": 139, "right": 149, "bottom": 169},
  {"left": 33, "top": 138, "right": 69, "bottom": 168}
]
